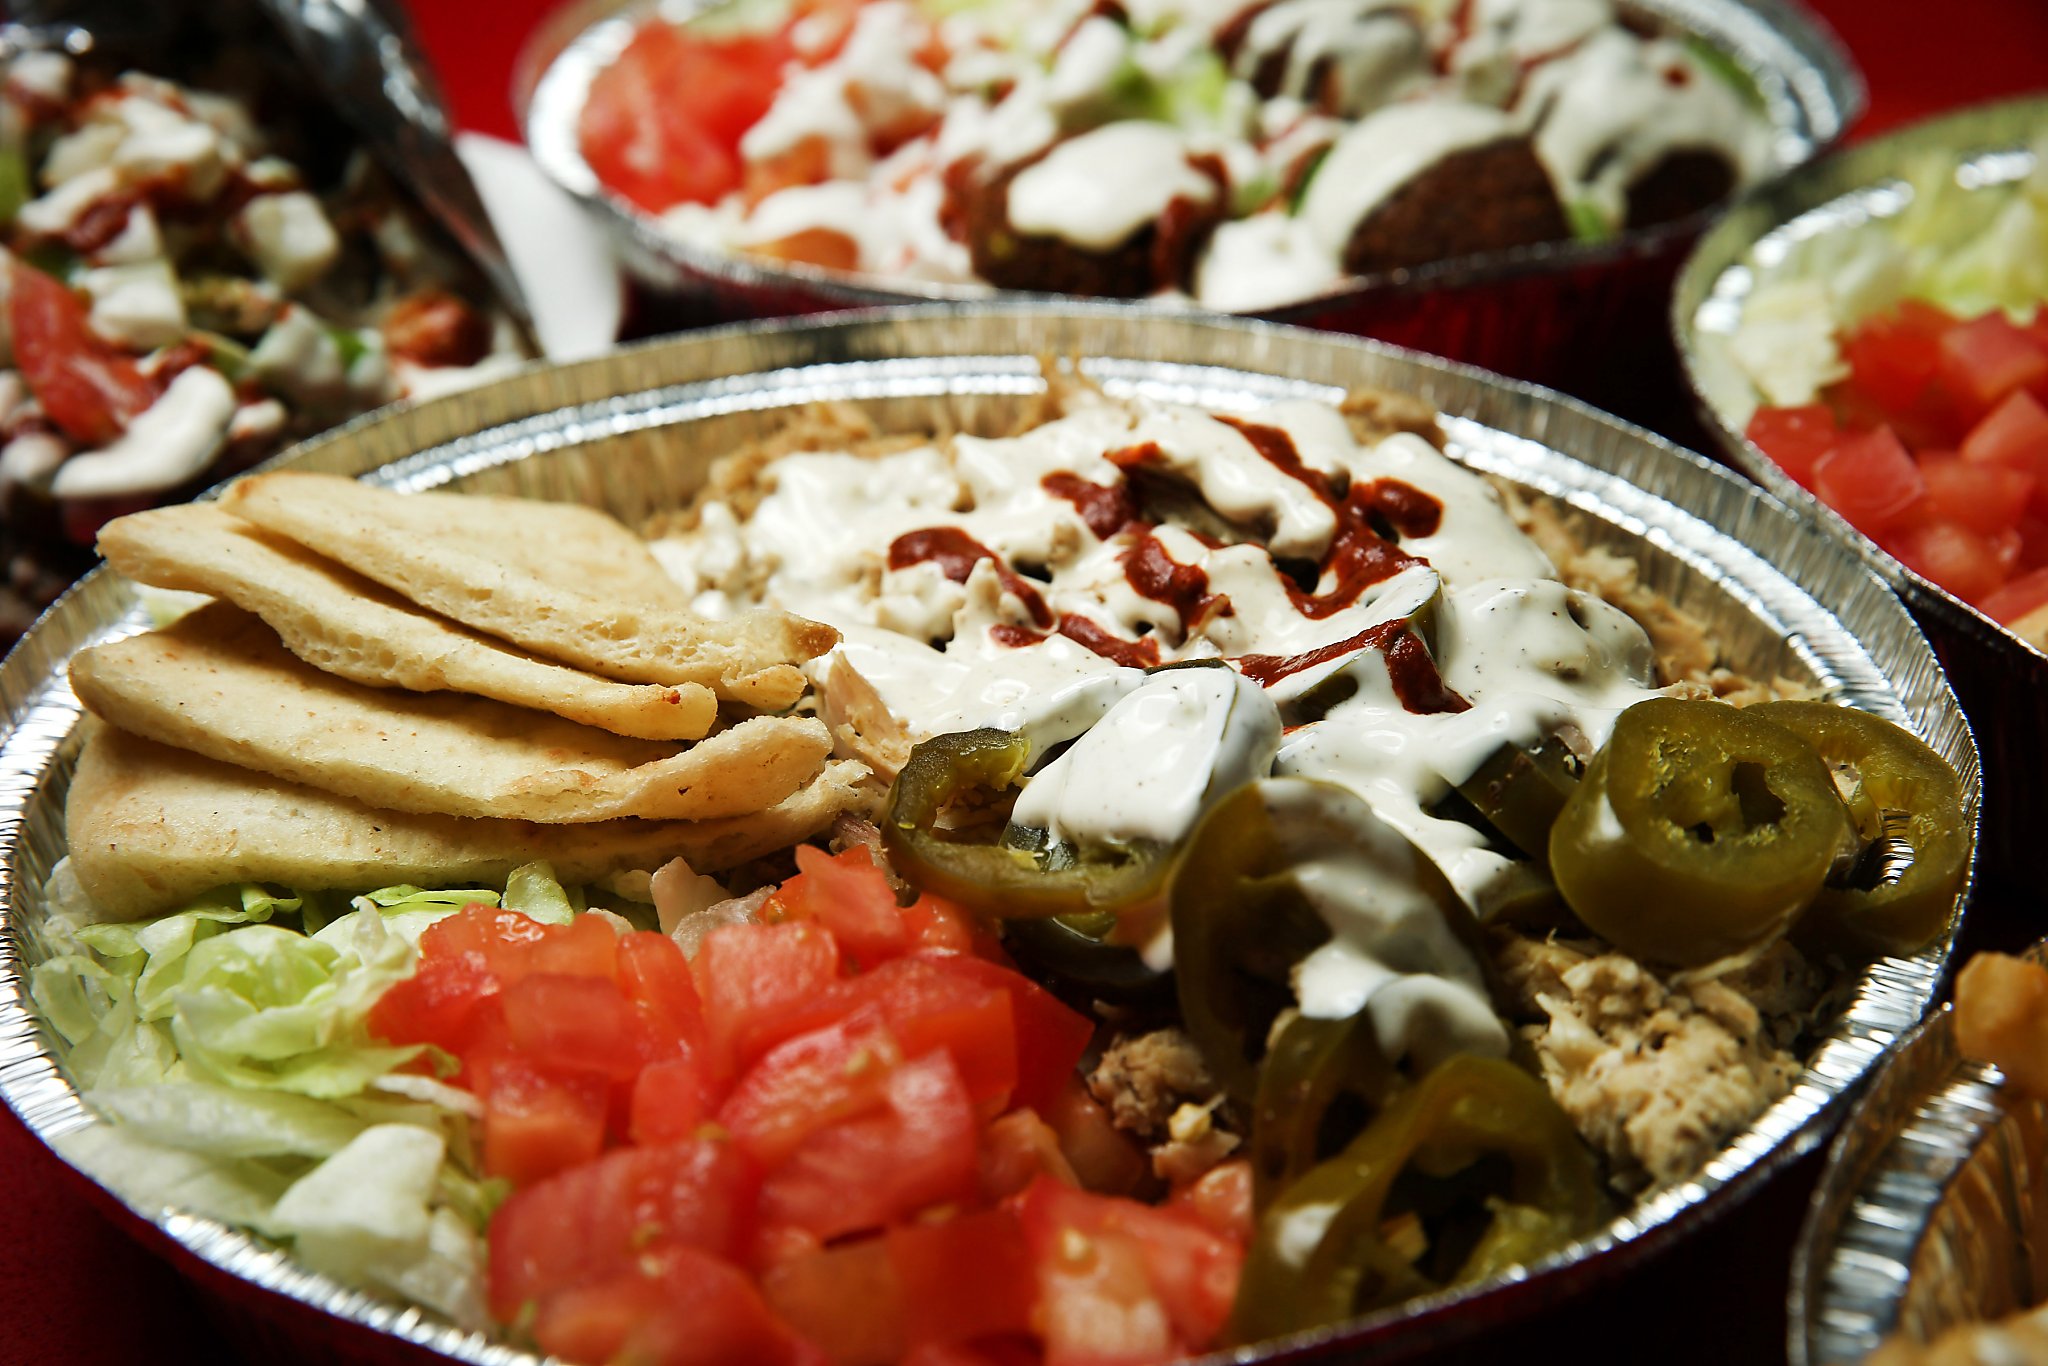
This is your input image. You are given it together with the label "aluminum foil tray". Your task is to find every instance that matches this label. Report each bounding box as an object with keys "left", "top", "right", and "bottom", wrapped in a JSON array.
[
  {"left": 0, "top": 306, "right": 1980, "bottom": 1364},
  {"left": 513, "top": 0, "right": 1860, "bottom": 401},
  {"left": 1792, "top": 943, "right": 2048, "bottom": 1365},
  {"left": 1673, "top": 94, "right": 2048, "bottom": 883}
]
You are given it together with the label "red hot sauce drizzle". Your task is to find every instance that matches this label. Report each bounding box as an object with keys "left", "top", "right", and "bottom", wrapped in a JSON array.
[
  {"left": 1213, "top": 416, "right": 1440, "bottom": 620},
  {"left": 1237, "top": 621, "right": 1469, "bottom": 715},
  {"left": 1123, "top": 531, "right": 1230, "bottom": 634},
  {"left": 888, "top": 527, "right": 1054, "bottom": 628},
  {"left": 1041, "top": 472, "right": 1139, "bottom": 539}
]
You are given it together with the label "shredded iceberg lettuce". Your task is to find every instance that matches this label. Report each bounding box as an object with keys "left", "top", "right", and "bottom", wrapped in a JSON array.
[
  {"left": 1717, "top": 134, "right": 2048, "bottom": 412},
  {"left": 30, "top": 859, "right": 583, "bottom": 1330}
]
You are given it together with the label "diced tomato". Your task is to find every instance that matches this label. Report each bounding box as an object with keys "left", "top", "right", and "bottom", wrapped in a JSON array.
[
  {"left": 365, "top": 945, "right": 496, "bottom": 1056},
  {"left": 744, "top": 135, "right": 835, "bottom": 209},
  {"left": 888, "top": 1206, "right": 1038, "bottom": 1349},
  {"left": 693, "top": 921, "right": 842, "bottom": 1076},
  {"left": 477, "top": 1057, "right": 609, "bottom": 1186},
  {"left": 980, "top": 1107, "right": 1079, "bottom": 1201},
  {"left": 521, "top": 912, "right": 621, "bottom": 980},
  {"left": 719, "top": 1011, "right": 906, "bottom": 1167},
  {"left": 1810, "top": 425, "right": 1924, "bottom": 537},
  {"left": 899, "top": 890, "right": 979, "bottom": 955},
  {"left": 488, "top": 1137, "right": 760, "bottom": 1320},
  {"left": 1020, "top": 1178, "right": 1244, "bottom": 1365},
  {"left": 766, "top": 844, "right": 913, "bottom": 972},
  {"left": 618, "top": 929, "right": 708, "bottom": 1057},
  {"left": 1918, "top": 456, "right": 2035, "bottom": 535},
  {"left": 1938, "top": 311, "right": 2048, "bottom": 419},
  {"left": 758, "top": 1051, "right": 980, "bottom": 1241},
  {"left": 752, "top": 955, "right": 1019, "bottom": 1110},
  {"left": 10, "top": 261, "right": 155, "bottom": 446},
  {"left": 1841, "top": 309, "right": 1947, "bottom": 415},
  {"left": 1979, "top": 565, "right": 2048, "bottom": 626},
  {"left": 1043, "top": 1079, "right": 1149, "bottom": 1197},
  {"left": 919, "top": 952, "right": 1094, "bottom": 1115},
  {"left": 1745, "top": 403, "right": 1837, "bottom": 488},
  {"left": 1889, "top": 520, "right": 2022, "bottom": 604},
  {"left": 501, "top": 974, "right": 648, "bottom": 1081},
  {"left": 629, "top": 1054, "right": 716, "bottom": 1146},
  {"left": 578, "top": 20, "right": 790, "bottom": 213},
  {"left": 419, "top": 904, "right": 553, "bottom": 984},
  {"left": 533, "top": 1244, "right": 824, "bottom": 1366},
  {"left": 900, "top": 1343, "right": 1042, "bottom": 1366},
  {"left": 1168, "top": 1159, "right": 1254, "bottom": 1245},
  {"left": 761, "top": 1236, "right": 906, "bottom": 1366},
  {"left": 1961, "top": 390, "right": 2048, "bottom": 506}
]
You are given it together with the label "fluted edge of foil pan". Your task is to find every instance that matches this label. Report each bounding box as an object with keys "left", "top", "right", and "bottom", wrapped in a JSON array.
[
  {"left": 1674, "top": 94, "right": 2048, "bottom": 667},
  {"left": 0, "top": 305, "right": 1979, "bottom": 1365},
  {"left": 1791, "top": 942, "right": 2048, "bottom": 1366},
  {"left": 513, "top": 0, "right": 1862, "bottom": 320}
]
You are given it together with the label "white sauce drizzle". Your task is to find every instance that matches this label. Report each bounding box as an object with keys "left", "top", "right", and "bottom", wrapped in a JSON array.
[
  {"left": 1005, "top": 121, "right": 1215, "bottom": 252},
  {"left": 49, "top": 366, "right": 236, "bottom": 499},
  {"left": 652, "top": 0, "right": 1772, "bottom": 307},
  {"left": 655, "top": 388, "right": 1673, "bottom": 1065}
]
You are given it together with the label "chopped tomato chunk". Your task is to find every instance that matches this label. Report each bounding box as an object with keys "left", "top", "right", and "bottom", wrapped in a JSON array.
[
  {"left": 488, "top": 1137, "right": 760, "bottom": 1320},
  {"left": 1939, "top": 311, "right": 2048, "bottom": 419},
  {"left": 578, "top": 20, "right": 790, "bottom": 213},
  {"left": 1980, "top": 565, "right": 2048, "bottom": 626},
  {"left": 694, "top": 921, "right": 842, "bottom": 1076},
  {"left": 1810, "top": 425, "right": 1923, "bottom": 537},
  {"left": 533, "top": 1244, "right": 825, "bottom": 1366},
  {"left": 889, "top": 1206, "right": 1039, "bottom": 1349},
  {"left": 1918, "top": 455, "right": 2033, "bottom": 535},
  {"left": 1744, "top": 403, "right": 1836, "bottom": 488},
  {"left": 11, "top": 261, "right": 155, "bottom": 446},
  {"left": 761, "top": 1236, "right": 906, "bottom": 1366},
  {"left": 477, "top": 1056, "right": 609, "bottom": 1186},
  {"left": 757, "top": 1050, "right": 981, "bottom": 1241}
]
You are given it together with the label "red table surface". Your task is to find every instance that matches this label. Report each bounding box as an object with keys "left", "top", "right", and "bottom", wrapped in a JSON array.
[{"left": 2, "top": 5, "right": 2043, "bottom": 1365}]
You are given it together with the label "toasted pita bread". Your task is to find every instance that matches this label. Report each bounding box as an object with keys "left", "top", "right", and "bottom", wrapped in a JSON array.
[
  {"left": 69, "top": 603, "right": 830, "bottom": 823},
  {"left": 220, "top": 472, "right": 837, "bottom": 708},
  {"left": 98, "top": 505, "right": 718, "bottom": 742},
  {"left": 65, "top": 723, "right": 874, "bottom": 918}
]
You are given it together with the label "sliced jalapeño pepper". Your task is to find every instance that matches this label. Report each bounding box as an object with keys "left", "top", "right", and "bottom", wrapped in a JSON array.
[
  {"left": 1002, "top": 911, "right": 1173, "bottom": 1006},
  {"left": 1228, "top": 1054, "right": 1605, "bottom": 1342},
  {"left": 1167, "top": 782, "right": 1340, "bottom": 1102},
  {"left": 1247, "top": 1011, "right": 1397, "bottom": 1209},
  {"left": 1747, "top": 700, "right": 1968, "bottom": 957},
  {"left": 881, "top": 728, "right": 1173, "bottom": 921},
  {"left": 1452, "top": 735, "right": 1582, "bottom": 870},
  {"left": 1548, "top": 697, "right": 1855, "bottom": 967}
]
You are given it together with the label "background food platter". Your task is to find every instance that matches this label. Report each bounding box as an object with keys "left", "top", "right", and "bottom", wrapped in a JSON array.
[
  {"left": 1674, "top": 95, "right": 2048, "bottom": 880},
  {"left": 1791, "top": 941, "right": 2048, "bottom": 1365},
  {"left": 0, "top": 307, "right": 1982, "bottom": 1363},
  {"left": 511, "top": 0, "right": 1860, "bottom": 424}
]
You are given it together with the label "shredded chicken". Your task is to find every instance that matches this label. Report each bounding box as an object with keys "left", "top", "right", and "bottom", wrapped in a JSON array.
[
  {"left": 1489, "top": 928, "right": 1823, "bottom": 1192},
  {"left": 1087, "top": 1028, "right": 1239, "bottom": 1182}
]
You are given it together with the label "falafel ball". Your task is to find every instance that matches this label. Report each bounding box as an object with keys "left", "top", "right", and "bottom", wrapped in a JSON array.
[{"left": 1339, "top": 136, "right": 1569, "bottom": 276}]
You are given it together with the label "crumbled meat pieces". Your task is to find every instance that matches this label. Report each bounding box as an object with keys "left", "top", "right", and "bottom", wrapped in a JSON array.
[
  {"left": 1088, "top": 1028, "right": 1220, "bottom": 1139},
  {"left": 1489, "top": 929, "right": 1823, "bottom": 1192},
  {"left": 1088, "top": 1028, "right": 1239, "bottom": 1182}
]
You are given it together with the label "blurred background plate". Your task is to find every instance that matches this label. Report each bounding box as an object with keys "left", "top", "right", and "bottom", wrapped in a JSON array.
[
  {"left": 512, "top": 0, "right": 1860, "bottom": 426},
  {"left": 1673, "top": 95, "right": 2048, "bottom": 885},
  {"left": 0, "top": 305, "right": 1981, "bottom": 1365},
  {"left": 1791, "top": 941, "right": 2048, "bottom": 1366}
]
